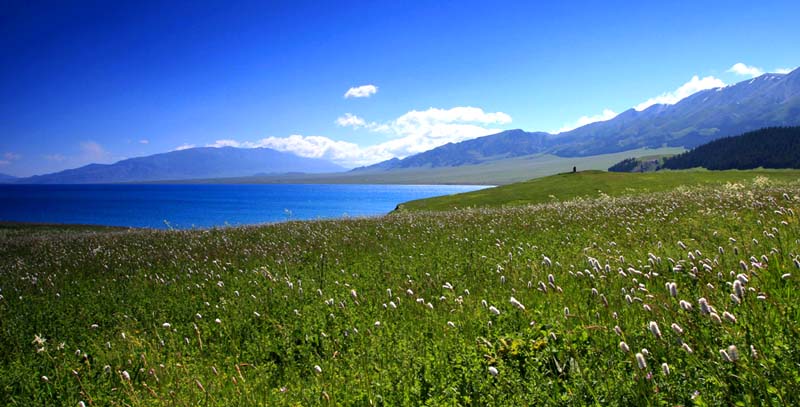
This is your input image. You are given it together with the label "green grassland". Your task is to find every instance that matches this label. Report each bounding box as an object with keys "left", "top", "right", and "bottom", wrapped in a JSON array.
[
  {"left": 2, "top": 173, "right": 800, "bottom": 405},
  {"left": 399, "top": 169, "right": 800, "bottom": 211},
  {"left": 153, "top": 147, "right": 685, "bottom": 186}
]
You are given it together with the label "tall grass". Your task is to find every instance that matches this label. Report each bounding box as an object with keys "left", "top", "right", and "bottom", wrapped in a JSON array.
[{"left": 1, "top": 178, "right": 799, "bottom": 405}]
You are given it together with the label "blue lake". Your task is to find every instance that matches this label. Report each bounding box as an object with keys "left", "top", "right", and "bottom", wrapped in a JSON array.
[{"left": 0, "top": 184, "right": 488, "bottom": 229}]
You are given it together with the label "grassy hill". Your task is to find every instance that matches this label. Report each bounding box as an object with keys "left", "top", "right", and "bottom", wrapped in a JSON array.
[
  {"left": 2, "top": 179, "right": 799, "bottom": 405},
  {"left": 398, "top": 169, "right": 800, "bottom": 211}
]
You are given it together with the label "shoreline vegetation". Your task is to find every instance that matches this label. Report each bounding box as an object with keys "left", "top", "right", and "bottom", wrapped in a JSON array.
[{"left": 2, "top": 169, "right": 799, "bottom": 405}]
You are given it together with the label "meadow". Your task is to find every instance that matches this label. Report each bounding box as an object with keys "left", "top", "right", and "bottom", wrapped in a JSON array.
[{"left": 1, "top": 173, "right": 799, "bottom": 405}]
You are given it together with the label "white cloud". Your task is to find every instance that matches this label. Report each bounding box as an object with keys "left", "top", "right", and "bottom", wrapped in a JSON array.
[
  {"left": 139, "top": 139, "right": 150, "bottom": 144},
  {"left": 335, "top": 113, "right": 367, "bottom": 128},
  {"left": 3, "top": 152, "right": 21, "bottom": 161},
  {"left": 43, "top": 154, "right": 66, "bottom": 162},
  {"left": 174, "top": 143, "right": 196, "bottom": 151},
  {"left": 0, "top": 152, "right": 21, "bottom": 166},
  {"left": 634, "top": 75, "right": 726, "bottom": 111},
  {"left": 556, "top": 109, "right": 617, "bottom": 133},
  {"left": 728, "top": 62, "right": 764, "bottom": 77},
  {"left": 79, "top": 141, "right": 112, "bottom": 163},
  {"left": 344, "top": 84, "right": 378, "bottom": 98},
  {"left": 775, "top": 67, "right": 796, "bottom": 74},
  {"left": 206, "top": 139, "right": 241, "bottom": 148},
  {"left": 210, "top": 106, "right": 512, "bottom": 167}
]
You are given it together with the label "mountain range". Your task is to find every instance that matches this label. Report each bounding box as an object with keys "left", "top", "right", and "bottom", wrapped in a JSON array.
[
  {"left": 7, "top": 67, "right": 800, "bottom": 184},
  {"left": 15, "top": 147, "right": 344, "bottom": 184},
  {"left": 0, "top": 173, "right": 17, "bottom": 183},
  {"left": 357, "top": 67, "right": 800, "bottom": 171}
]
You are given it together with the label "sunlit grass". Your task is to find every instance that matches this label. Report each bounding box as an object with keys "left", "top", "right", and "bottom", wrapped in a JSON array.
[{"left": 1, "top": 176, "right": 799, "bottom": 405}]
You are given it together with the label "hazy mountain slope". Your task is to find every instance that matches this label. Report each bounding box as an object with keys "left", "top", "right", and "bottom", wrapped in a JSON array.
[
  {"left": 552, "top": 70, "right": 800, "bottom": 155},
  {"left": 365, "top": 68, "right": 800, "bottom": 170},
  {"left": 0, "top": 173, "right": 17, "bottom": 183},
  {"left": 17, "top": 147, "right": 345, "bottom": 184},
  {"left": 354, "top": 129, "right": 554, "bottom": 171}
]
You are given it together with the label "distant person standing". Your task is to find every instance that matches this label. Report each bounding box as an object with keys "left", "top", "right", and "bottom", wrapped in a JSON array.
[{"left": 572, "top": 166, "right": 576, "bottom": 173}]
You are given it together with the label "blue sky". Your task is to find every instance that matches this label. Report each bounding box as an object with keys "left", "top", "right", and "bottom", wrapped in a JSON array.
[{"left": 1, "top": 0, "right": 798, "bottom": 176}]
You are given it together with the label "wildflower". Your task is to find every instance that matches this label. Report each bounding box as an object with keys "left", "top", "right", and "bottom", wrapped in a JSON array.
[
  {"left": 648, "top": 321, "right": 662, "bottom": 339},
  {"left": 447, "top": 321, "right": 456, "bottom": 328},
  {"left": 314, "top": 365, "right": 322, "bottom": 374},
  {"left": 509, "top": 297, "right": 525, "bottom": 310},
  {"left": 730, "top": 293, "right": 741, "bottom": 305},
  {"left": 215, "top": 318, "right": 222, "bottom": 324},
  {"left": 162, "top": 323, "right": 171, "bottom": 329},
  {"left": 671, "top": 323, "right": 683, "bottom": 335},
  {"left": 709, "top": 312, "right": 722, "bottom": 323},
  {"left": 733, "top": 280, "right": 744, "bottom": 300},
  {"left": 122, "top": 370, "right": 131, "bottom": 381},
  {"left": 635, "top": 352, "right": 647, "bottom": 370},
  {"left": 720, "top": 349, "right": 733, "bottom": 362},
  {"left": 389, "top": 301, "right": 397, "bottom": 309},
  {"left": 698, "top": 298, "right": 710, "bottom": 314},
  {"left": 538, "top": 281, "right": 548, "bottom": 292},
  {"left": 350, "top": 289, "right": 357, "bottom": 299},
  {"left": 666, "top": 282, "right": 678, "bottom": 297},
  {"left": 661, "top": 363, "right": 670, "bottom": 376},
  {"left": 41, "top": 375, "right": 49, "bottom": 383},
  {"left": 782, "top": 273, "right": 792, "bottom": 280},
  {"left": 614, "top": 325, "right": 623, "bottom": 336},
  {"left": 32, "top": 334, "right": 46, "bottom": 347},
  {"left": 374, "top": 321, "right": 381, "bottom": 327},
  {"left": 750, "top": 345, "right": 758, "bottom": 359},
  {"left": 489, "top": 306, "right": 500, "bottom": 315},
  {"left": 722, "top": 311, "right": 737, "bottom": 324},
  {"left": 679, "top": 300, "right": 693, "bottom": 311},
  {"left": 619, "top": 341, "right": 630, "bottom": 353},
  {"left": 563, "top": 307, "right": 570, "bottom": 318},
  {"left": 682, "top": 343, "right": 693, "bottom": 354},
  {"left": 488, "top": 366, "right": 499, "bottom": 377}
]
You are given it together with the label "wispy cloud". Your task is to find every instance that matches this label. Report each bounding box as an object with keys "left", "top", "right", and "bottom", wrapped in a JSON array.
[
  {"left": 556, "top": 109, "right": 617, "bottom": 133},
  {"left": 0, "top": 152, "right": 21, "bottom": 165},
  {"left": 635, "top": 75, "right": 725, "bottom": 111},
  {"left": 174, "top": 143, "right": 196, "bottom": 151},
  {"left": 775, "top": 67, "right": 797, "bottom": 74},
  {"left": 208, "top": 106, "right": 512, "bottom": 167},
  {"left": 139, "top": 139, "right": 150, "bottom": 144},
  {"left": 344, "top": 84, "right": 378, "bottom": 98},
  {"left": 43, "top": 154, "right": 66, "bottom": 162},
  {"left": 728, "top": 62, "right": 764, "bottom": 77},
  {"left": 335, "top": 113, "right": 367, "bottom": 128}
]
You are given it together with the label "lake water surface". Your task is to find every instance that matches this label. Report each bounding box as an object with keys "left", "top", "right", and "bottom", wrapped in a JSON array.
[{"left": 0, "top": 184, "right": 488, "bottom": 229}]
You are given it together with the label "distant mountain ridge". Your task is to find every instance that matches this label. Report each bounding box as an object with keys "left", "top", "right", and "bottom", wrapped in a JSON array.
[
  {"left": 0, "top": 173, "right": 17, "bottom": 183},
  {"left": 17, "top": 147, "right": 345, "bottom": 184},
  {"left": 359, "top": 67, "right": 800, "bottom": 171}
]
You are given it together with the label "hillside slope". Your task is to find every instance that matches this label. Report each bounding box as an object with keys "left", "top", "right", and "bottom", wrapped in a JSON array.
[
  {"left": 661, "top": 126, "right": 800, "bottom": 170},
  {"left": 398, "top": 169, "right": 800, "bottom": 211}
]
